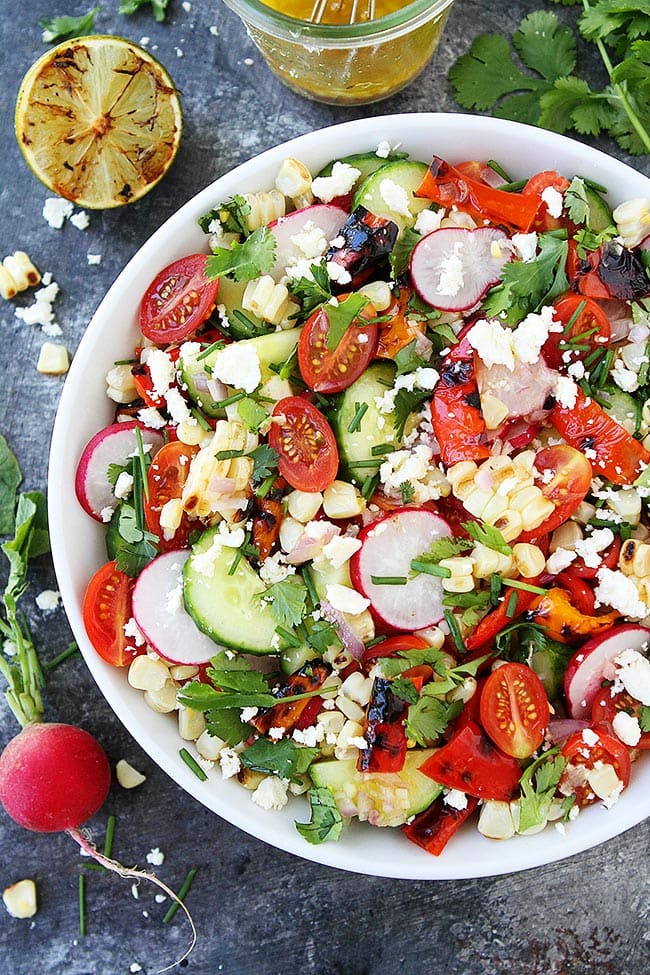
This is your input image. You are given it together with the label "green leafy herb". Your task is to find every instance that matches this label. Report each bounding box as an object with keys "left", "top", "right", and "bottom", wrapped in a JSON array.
[
  {"left": 205, "top": 227, "right": 276, "bottom": 283},
  {"left": 406, "top": 696, "right": 463, "bottom": 746},
  {"left": 393, "top": 387, "right": 431, "bottom": 439},
  {"left": 448, "top": 6, "right": 650, "bottom": 156},
  {"left": 518, "top": 749, "right": 567, "bottom": 834},
  {"left": 263, "top": 578, "right": 308, "bottom": 629},
  {"left": 119, "top": 0, "right": 169, "bottom": 22},
  {"left": 394, "top": 339, "right": 428, "bottom": 376},
  {"left": 483, "top": 231, "right": 569, "bottom": 321},
  {"left": 248, "top": 443, "right": 279, "bottom": 485},
  {"left": 0, "top": 436, "right": 22, "bottom": 535},
  {"left": 305, "top": 618, "right": 341, "bottom": 656},
  {"left": 417, "top": 535, "right": 473, "bottom": 562},
  {"left": 462, "top": 520, "right": 512, "bottom": 556},
  {"left": 390, "top": 676, "right": 421, "bottom": 704},
  {"left": 109, "top": 505, "right": 158, "bottom": 577},
  {"left": 495, "top": 621, "right": 574, "bottom": 702},
  {"left": 107, "top": 459, "right": 132, "bottom": 488},
  {"left": 563, "top": 177, "right": 591, "bottom": 224},
  {"left": 240, "top": 739, "right": 319, "bottom": 780},
  {"left": 237, "top": 397, "right": 269, "bottom": 433},
  {"left": 325, "top": 294, "right": 370, "bottom": 351},
  {"left": 400, "top": 481, "right": 415, "bottom": 505},
  {"left": 199, "top": 194, "right": 251, "bottom": 236},
  {"left": 390, "top": 226, "right": 422, "bottom": 279},
  {"left": 295, "top": 787, "right": 343, "bottom": 844},
  {"left": 40, "top": 5, "right": 100, "bottom": 42},
  {"left": 639, "top": 705, "right": 650, "bottom": 733},
  {"left": 288, "top": 261, "right": 332, "bottom": 318}
]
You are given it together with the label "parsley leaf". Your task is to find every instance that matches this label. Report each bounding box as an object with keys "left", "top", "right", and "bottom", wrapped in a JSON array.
[
  {"left": 393, "top": 387, "right": 431, "bottom": 439},
  {"left": 518, "top": 750, "right": 567, "bottom": 834},
  {"left": 639, "top": 705, "right": 650, "bottom": 733},
  {"left": 107, "top": 505, "right": 158, "bottom": 578},
  {"left": 400, "top": 481, "right": 415, "bottom": 505},
  {"left": 563, "top": 177, "right": 590, "bottom": 224},
  {"left": 288, "top": 261, "right": 332, "bottom": 318},
  {"left": 483, "top": 231, "right": 568, "bottom": 320},
  {"left": 241, "top": 739, "right": 319, "bottom": 780},
  {"left": 40, "top": 6, "right": 100, "bottom": 42},
  {"left": 248, "top": 444, "right": 279, "bottom": 485},
  {"left": 295, "top": 787, "right": 343, "bottom": 844},
  {"left": 263, "top": 578, "right": 308, "bottom": 629},
  {"left": 0, "top": 436, "right": 22, "bottom": 535},
  {"left": 406, "top": 695, "right": 463, "bottom": 746},
  {"left": 325, "top": 294, "right": 369, "bottom": 351},
  {"left": 119, "top": 0, "right": 169, "bottom": 22},
  {"left": 205, "top": 227, "right": 276, "bottom": 283},
  {"left": 462, "top": 520, "right": 512, "bottom": 556},
  {"left": 394, "top": 339, "right": 428, "bottom": 377}
]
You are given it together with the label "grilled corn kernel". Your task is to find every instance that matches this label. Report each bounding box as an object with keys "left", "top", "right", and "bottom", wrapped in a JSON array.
[
  {"left": 605, "top": 488, "right": 642, "bottom": 525},
  {"left": 274, "top": 157, "right": 313, "bottom": 207},
  {"left": 631, "top": 542, "right": 650, "bottom": 578},
  {"left": 573, "top": 501, "right": 597, "bottom": 525},
  {"left": 343, "top": 608, "right": 375, "bottom": 644},
  {"left": 550, "top": 521, "right": 583, "bottom": 552},
  {"left": 442, "top": 574, "right": 475, "bottom": 594},
  {"left": 36, "top": 342, "right": 69, "bottom": 375},
  {"left": 461, "top": 487, "right": 495, "bottom": 519},
  {"left": 519, "top": 496, "right": 555, "bottom": 532},
  {"left": 178, "top": 705, "right": 206, "bottom": 741},
  {"left": 115, "top": 759, "right": 147, "bottom": 789},
  {"left": 481, "top": 492, "right": 510, "bottom": 523},
  {"left": 144, "top": 679, "right": 179, "bottom": 713},
  {"left": 512, "top": 542, "right": 546, "bottom": 579},
  {"left": 413, "top": 625, "right": 445, "bottom": 649},
  {"left": 169, "top": 665, "right": 199, "bottom": 682},
  {"left": 471, "top": 543, "right": 501, "bottom": 579},
  {"left": 237, "top": 768, "right": 266, "bottom": 790},
  {"left": 128, "top": 655, "right": 170, "bottom": 692},
  {"left": 177, "top": 419, "right": 205, "bottom": 446},
  {"left": 492, "top": 510, "right": 524, "bottom": 543},
  {"left": 243, "top": 189, "right": 285, "bottom": 230},
  {"left": 0, "top": 264, "right": 18, "bottom": 299},
  {"left": 612, "top": 198, "right": 650, "bottom": 248},
  {"left": 481, "top": 393, "right": 509, "bottom": 430},
  {"left": 440, "top": 556, "right": 474, "bottom": 577},
  {"left": 4, "top": 251, "right": 40, "bottom": 291},
  {"left": 334, "top": 719, "right": 366, "bottom": 760},
  {"left": 196, "top": 730, "right": 226, "bottom": 761},
  {"left": 279, "top": 516, "right": 304, "bottom": 553},
  {"left": 106, "top": 363, "right": 137, "bottom": 403},
  {"left": 3, "top": 879, "right": 37, "bottom": 919},
  {"left": 446, "top": 461, "right": 478, "bottom": 489},
  {"left": 477, "top": 801, "right": 516, "bottom": 840},
  {"left": 340, "top": 671, "right": 374, "bottom": 707},
  {"left": 287, "top": 489, "right": 323, "bottom": 523},
  {"left": 323, "top": 480, "right": 366, "bottom": 519},
  {"left": 509, "top": 484, "right": 544, "bottom": 512},
  {"left": 359, "top": 280, "right": 393, "bottom": 311},
  {"left": 242, "top": 275, "right": 291, "bottom": 325},
  {"left": 335, "top": 694, "right": 365, "bottom": 723},
  {"left": 448, "top": 675, "right": 477, "bottom": 704},
  {"left": 159, "top": 498, "right": 183, "bottom": 540}
]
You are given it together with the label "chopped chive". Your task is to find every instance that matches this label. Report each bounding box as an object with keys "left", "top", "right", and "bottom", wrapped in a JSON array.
[
  {"left": 163, "top": 867, "right": 198, "bottom": 925},
  {"left": 443, "top": 609, "right": 466, "bottom": 654},
  {"left": 196, "top": 339, "right": 225, "bottom": 361},
  {"left": 561, "top": 299, "right": 587, "bottom": 334},
  {"left": 190, "top": 407, "right": 212, "bottom": 431},
  {"left": 113, "top": 357, "right": 138, "bottom": 366},
  {"left": 502, "top": 578, "right": 548, "bottom": 595},
  {"left": 346, "top": 459, "right": 381, "bottom": 469},
  {"left": 505, "top": 591, "right": 519, "bottom": 618},
  {"left": 215, "top": 449, "right": 245, "bottom": 460},
  {"left": 443, "top": 591, "right": 490, "bottom": 609},
  {"left": 80, "top": 862, "right": 105, "bottom": 871},
  {"left": 218, "top": 390, "right": 247, "bottom": 408},
  {"left": 490, "top": 572, "right": 502, "bottom": 607},
  {"left": 487, "top": 159, "right": 512, "bottom": 182},
  {"left": 410, "top": 559, "right": 452, "bottom": 578},
  {"left": 370, "top": 443, "right": 395, "bottom": 456},
  {"left": 580, "top": 176, "right": 608, "bottom": 194},
  {"left": 303, "top": 567, "right": 319, "bottom": 609},
  {"left": 499, "top": 178, "right": 527, "bottom": 193},
  {"left": 255, "top": 473, "right": 276, "bottom": 499},
  {"left": 179, "top": 747, "right": 208, "bottom": 782},
  {"left": 275, "top": 625, "right": 302, "bottom": 647},
  {"left": 78, "top": 875, "right": 86, "bottom": 936},
  {"left": 134, "top": 426, "right": 150, "bottom": 503},
  {"left": 347, "top": 402, "right": 368, "bottom": 433},
  {"left": 132, "top": 459, "right": 145, "bottom": 533},
  {"left": 370, "top": 575, "right": 408, "bottom": 586},
  {"left": 103, "top": 815, "right": 116, "bottom": 859},
  {"left": 361, "top": 472, "right": 380, "bottom": 501},
  {"left": 232, "top": 308, "right": 272, "bottom": 337},
  {"left": 44, "top": 640, "right": 79, "bottom": 672}
]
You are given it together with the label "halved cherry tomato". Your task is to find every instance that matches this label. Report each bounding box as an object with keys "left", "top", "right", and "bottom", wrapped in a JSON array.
[
  {"left": 297, "top": 299, "right": 378, "bottom": 394},
  {"left": 419, "top": 721, "right": 522, "bottom": 801},
  {"left": 559, "top": 728, "right": 631, "bottom": 807},
  {"left": 269, "top": 397, "right": 338, "bottom": 493},
  {"left": 479, "top": 662, "right": 550, "bottom": 759},
  {"left": 550, "top": 388, "right": 650, "bottom": 485},
  {"left": 402, "top": 794, "right": 479, "bottom": 856},
  {"left": 144, "top": 441, "right": 198, "bottom": 551},
  {"left": 519, "top": 444, "right": 592, "bottom": 539},
  {"left": 591, "top": 689, "right": 650, "bottom": 750},
  {"left": 139, "top": 255, "right": 219, "bottom": 344},
  {"left": 82, "top": 561, "right": 137, "bottom": 667},
  {"left": 361, "top": 633, "right": 429, "bottom": 666},
  {"left": 522, "top": 170, "right": 570, "bottom": 231},
  {"left": 542, "top": 295, "right": 611, "bottom": 371}
]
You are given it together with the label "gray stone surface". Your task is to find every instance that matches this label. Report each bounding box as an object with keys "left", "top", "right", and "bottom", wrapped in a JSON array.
[{"left": 0, "top": 1, "right": 649, "bottom": 973}]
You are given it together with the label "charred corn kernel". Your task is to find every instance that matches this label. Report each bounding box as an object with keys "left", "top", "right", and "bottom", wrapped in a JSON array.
[
  {"left": 274, "top": 157, "right": 313, "bottom": 207},
  {"left": 177, "top": 419, "right": 205, "bottom": 446},
  {"left": 461, "top": 487, "right": 495, "bottom": 518},
  {"left": 631, "top": 542, "right": 650, "bottom": 577},
  {"left": 3, "top": 879, "right": 37, "bottom": 919},
  {"left": 335, "top": 694, "right": 365, "bottom": 723},
  {"left": 509, "top": 484, "right": 544, "bottom": 512},
  {"left": 144, "top": 679, "right": 179, "bottom": 713},
  {"left": 442, "top": 574, "right": 475, "bottom": 594},
  {"left": 481, "top": 492, "right": 510, "bottom": 523},
  {"left": 635, "top": 576, "right": 650, "bottom": 605},
  {"left": 115, "top": 759, "right": 146, "bottom": 789},
  {"left": 448, "top": 675, "right": 477, "bottom": 704},
  {"left": 260, "top": 375, "right": 294, "bottom": 403},
  {"left": 471, "top": 543, "right": 501, "bottom": 579},
  {"left": 334, "top": 719, "right": 366, "bottom": 760},
  {"left": 277, "top": 299, "right": 301, "bottom": 329},
  {"left": 229, "top": 456, "right": 254, "bottom": 492},
  {"left": 243, "top": 189, "right": 285, "bottom": 230},
  {"left": 446, "top": 460, "right": 478, "bottom": 489},
  {"left": 0, "top": 264, "right": 18, "bottom": 299},
  {"left": 605, "top": 488, "right": 642, "bottom": 525},
  {"left": 323, "top": 480, "right": 366, "bottom": 519},
  {"left": 413, "top": 625, "right": 445, "bottom": 649},
  {"left": 178, "top": 705, "right": 206, "bottom": 741},
  {"left": 4, "top": 251, "right": 40, "bottom": 291},
  {"left": 340, "top": 671, "right": 374, "bottom": 707},
  {"left": 359, "top": 280, "right": 392, "bottom": 311},
  {"left": 343, "top": 607, "right": 375, "bottom": 644},
  {"left": 237, "top": 768, "right": 265, "bottom": 790},
  {"left": 106, "top": 363, "right": 137, "bottom": 403},
  {"left": 196, "top": 729, "right": 226, "bottom": 761},
  {"left": 159, "top": 498, "right": 183, "bottom": 540},
  {"left": 440, "top": 556, "right": 474, "bottom": 577},
  {"left": 494, "top": 551, "right": 515, "bottom": 575},
  {"left": 585, "top": 762, "right": 622, "bottom": 801},
  {"left": 169, "top": 664, "right": 199, "bottom": 682},
  {"left": 317, "top": 709, "right": 346, "bottom": 736},
  {"left": 441, "top": 211, "right": 477, "bottom": 230},
  {"left": 478, "top": 801, "right": 516, "bottom": 840},
  {"left": 573, "top": 501, "right": 597, "bottom": 525},
  {"left": 481, "top": 393, "right": 509, "bottom": 430},
  {"left": 182, "top": 420, "right": 254, "bottom": 518},
  {"left": 128, "top": 655, "right": 170, "bottom": 691},
  {"left": 493, "top": 510, "right": 523, "bottom": 543},
  {"left": 242, "top": 275, "right": 292, "bottom": 325},
  {"left": 287, "top": 489, "right": 323, "bottom": 523},
  {"left": 519, "top": 495, "right": 555, "bottom": 532},
  {"left": 612, "top": 198, "right": 650, "bottom": 248},
  {"left": 550, "top": 521, "right": 583, "bottom": 552},
  {"left": 279, "top": 515, "right": 304, "bottom": 553},
  {"left": 512, "top": 542, "right": 546, "bottom": 578},
  {"left": 36, "top": 342, "right": 69, "bottom": 375}
]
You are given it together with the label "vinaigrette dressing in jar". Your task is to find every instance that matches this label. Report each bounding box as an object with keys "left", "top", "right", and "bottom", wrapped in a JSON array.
[{"left": 221, "top": 0, "right": 457, "bottom": 105}]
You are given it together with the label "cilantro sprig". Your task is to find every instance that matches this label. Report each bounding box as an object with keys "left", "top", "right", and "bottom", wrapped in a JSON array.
[
  {"left": 295, "top": 787, "right": 343, "bottom": 844},
  {"left": 205, "top": 227, "right": 276, "bottom": 283},
  {"left": 517, "top": 749, "right": 567, "bottom": 833},
  {"left": 119, "top": 0, "right": 170, "bottom": 23},
  {"left": 449, "top": 6, "right": 650, "bottom": 156},
  {"left": 39, "top": 6, "right": 100, "bottom": 42}
]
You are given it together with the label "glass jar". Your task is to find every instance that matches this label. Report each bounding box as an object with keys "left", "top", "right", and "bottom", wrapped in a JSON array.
[{"left": 221, "top": 0, "right": 456, "bottom": 106}]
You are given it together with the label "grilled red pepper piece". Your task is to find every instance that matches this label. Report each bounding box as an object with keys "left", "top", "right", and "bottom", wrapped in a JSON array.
[
  {"left": 417, "top": 156, "right": 541, "bottom": 232},
  {"left": 550, "top": 388, "right": 650, "bottom": 485},
  {"left": 357, "top": 677, "right": 408, "bottom": 773},
  {"left": 573, "top": 241, "right": 650, "bottom": 301},
  {"left": 325, "top": 205, "right": 399, "bottom": 286},
  {"left": 251, "top": 663, "right": 330, "bottom": 736},
  {"left": 250, "top": 475, "right": 286, "bottom": 563},
  {"left": 463, "top": 576, "right": 544, "bottom": 654},
  {"left": 402, "top": 793, "right": 479, "bottom": 856},
  {"left": 431, "top": 332, "right": 489, "bottom": 466},
  {"left": 556, "top": 569, "right": 596, "bottom": 615},
  {"left": 419, "top": 721, "right": 522, "bottom": 801}
]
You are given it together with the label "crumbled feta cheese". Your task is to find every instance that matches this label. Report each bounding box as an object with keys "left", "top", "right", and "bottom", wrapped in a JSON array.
[
  {"left": 311, "top": 162, "right": 361, "bottom": 203},
  {"left": 130, "top": 965, "right": 143, "bottom": 974},
  {"left": 513, "top": 306, "right": 562, "bottom": 364},
  {"left": 290, "top": 221, "right": 328, "bottom": 260},
  {"left": 541, "top": 186, "right": 564, "bottom": 218},
  {"left": 511, "top": 232, "right": 538, "bottom": 262},
  {"left": 142, "top": 347, "right": 175, "bottom": 398},
  {"left": 574, "top": 528, "right": 614, "bottom": 568},
  {"left": 414, "top": 208, "right": 444, "bottom": 235},
  {"left": 114, "top": 470, "right": 134, "bottom": 500},
  {"left": 100, "top": 506, "right": 114, "bottom": 523},
  {"left": 212, "top": 342, "right": 261, "bottom": 393},
  {"left": 325, "top": 583, "right": 370, "bottom": 616},
  {"left": 251, "top": 776, "right": 290, "bottom": 811},
  {"left": 165, "top": 387, "right": 195, "bottom": 426},
  {"left": 443, "top": 789, "right": 468, "bottom": 811},
  {"left": 379, "top": 444, "right": 448, "bottom": 503},
  {"left": 35, "top": 590, "right": 60, "bottom": 612},
  {"left": 259, "top": 552, "right": 295, "bottom": 585},
  {"left": 379, "top": 178, "right": 411, "bottom": 218},
  {"left": 375, "top": 140, "right": 391, "bottom": 158},
  {"left": 612, "top": 710, "right": 642, "bottom": 747},
  {"left": 567, "top": 360, "right": 585, "bottom": 381},
  {"left": 219, "top": 747, "right": 241, "bottom": 779},
  {"left": 70, "top": 211, "right": 90, "bottom": 230},
  {"left": 546, "top": 547, "right": 578, "bottom": 574},
  {"left": 320, "top": 534, "right": 362, "bottom": 569},
  {"left": 137, "top": 407, "right": 167, "bottom": 430},
  {"left": 553, "top": 375, "right": 579, "bottom": 410},
  {"left": 268, "top": 726, "right": 285, "bottom": 741},
  {"left": 145, "top": 848, "right": 165, "bottom": 866},
  {"left": 292, "top": 724, "right": 324, "bottom": 747},
  {"left": 14, "top": 279, "right": 60, "bottom": 331},
  {"left": 241, "top": 707, "right": 259, "bottom": 722},
  {"left": 467, "top": 319, "right": 515, "bottom": 370},
  {"left": 468, "top": 306, "right": 561, "bottom": 370},
  {"left": 612, "top": 361, "right": 639, "bottom": 393},
  {"left": 614, "top": 648, "right": 650, "bottom": 705},
  {"left": 595, "top": 567, "right": 649, "bottom": 619},
  {"left": 43, "top": 197, "right": 73, "bottom": 229},
  {"left": 87, "top": 253, "right": 102, "bottom": 265},
  {"left": 326, "top": 260, "right": 352, "bottom": 285}
]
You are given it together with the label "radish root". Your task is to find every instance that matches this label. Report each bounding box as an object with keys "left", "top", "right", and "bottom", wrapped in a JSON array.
[{"left": 67, "top": 827, "right": 197, "bottom": 973}]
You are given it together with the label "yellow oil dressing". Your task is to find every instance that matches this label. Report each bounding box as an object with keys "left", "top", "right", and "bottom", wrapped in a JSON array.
[{"left": 262, "top": 0, "right": 407, "bottom": 24}]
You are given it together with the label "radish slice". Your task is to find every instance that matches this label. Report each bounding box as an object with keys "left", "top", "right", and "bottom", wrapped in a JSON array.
[
  {"left": 410, "top": 227, "right": 510, "bottom": 311},
  {"left": 269, "top": 204, "right": 347, "bottom": 282},
  {"left": 132, "top": 550, "right": 220, "bottom": 665},
  {"left": 75, "top": 421, "right": 164, "bottom": 522},
  {"left": 564, "top": 623, "right": 650, "bottom": 719},
  {"left": 350, "top": 507, "right": 452, "bottom": 631}
]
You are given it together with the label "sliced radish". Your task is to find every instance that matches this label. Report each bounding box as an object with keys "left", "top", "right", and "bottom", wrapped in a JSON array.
[
  {"left": 564, "top": 623, "right": 650, "bottom": 719},
  {"left": 132, "top": 550, "right": 220, "bottom": 665},
  {"left": 350, "top": 507, "right": 452, "bottom": 631},
  {"left": 75, "top": 421, "right": 164, "bottom": 522},
  {"left": 269, "top": 204, "right": 347, "bottom": 281},
  {"left": 410, "top": 227, "right": 510, "bottom": 311}
]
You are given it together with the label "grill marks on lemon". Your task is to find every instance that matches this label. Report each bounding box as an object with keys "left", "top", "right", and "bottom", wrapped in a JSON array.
[{"left": 15, "top": 37, "right": 182, "bottom": 209}]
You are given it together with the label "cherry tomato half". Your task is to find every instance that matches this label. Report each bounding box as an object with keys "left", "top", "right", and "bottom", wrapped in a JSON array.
[
  {"left": 144, "top": 441, "right": 198, "bottom": 550},
  {"left": 297, "top": 299, "right": 378, "bottom": 394},
  {"left": 523, "top": 171, "right": 571, "bottom": 231},
  {"left": 542, "top": 294, "right": 611, "bottom": 370},
  {"left": 519, "top": 444, "right": 592, "bottom": 539},
  {"left": 361, "top": 633, "right": 429, "bottom": 666},
  {"left": 560, "top": 728, "right": 631, "bottom": 807},
  {"left": 269, "top": 396, "right": 339, "bottom": 493},
  {"left": 139, "top": 254, "right": 219, "bottom": 344},
  {"left": 591, "top": 689, "right": 650, "bottom": 750},
  {"left": 82, "top": 561, "right": 137, "bottom": 667},
  {"left": 479, "top": 662, "right": 550, "bottom": 759}
]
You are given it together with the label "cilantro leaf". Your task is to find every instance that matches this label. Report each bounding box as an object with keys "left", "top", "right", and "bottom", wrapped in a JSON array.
[
  {"left": 462, "top": 520, "right": 512, "bottom": 556},
  {"left": 390, "top": 676, "right": 420, "bottom": 704},
  {"left": 400, "top": 481, "right": 415, "bottom": 505},
  {"left": 119, "top": 0, "right": 169, "bottom": 22},
  {"left": 305, "top": 619, "right": 341, "bottom": 656},
  {"left": 295, "top": 787, "right": 343, "bottom": 844},
  {"left": 205, "top": 227, "right": 276, "bottom": 283},
  {"left": 390, "top": 226, "right": 422, "bottom": 279},
  {"left": 448, "top": 33, "right": 548, "bottom": 112},
  {"left": 206, "top": 710, "right": 250, "bottom": 746},
  {"left": 263, "top": 578, "right": 308, "bottom": 629},
  {"left": 248, "top": 444, "right": 279, "bottom": 485},
  {"left": 288, "top": 261, "right": 332, "bottom": 318},
  {"left": 393, "top": 387, "right": 431, "bottom": 439},
  {"left": 639, "top": 705, "right": 650, "bottom": 733},
  {"left": 514, "top": 10, "right": 577, "bottom": 80},
  {"left": 325, "top": 294, "right": 369, "bottom": 351},
  {"left": 107, "top": 505, "right": 158, "bottom": 577},
  {"left": 200, "top": 194, "right": 251, "bottom": 236},
  {"left": 484, "top": 232, "right": 568, "bottom": 320},
  {"left": 237, "top": 397, "right": 268, "bottom": 433},
  {"left": 394, "top": 339, "right": 428, "bottom": 377},
  {"left": 406, "top": 695, "right": 462, "bottom": 746},
  {"left": 0, "top": 436, "right": 22, "bottom": 535},
  {"left": 518, "top": 750, "right": 567, "bottom": 834},
  {"left": 578, "top": 1, "right": 650, "bottom": 45},
  {"left": 417, "top": 536, "right": 473, "bottom": 563},
  {"left": 563, "top": 178, "right": 590, "bottom": 225},
  {"left": 241, "top": 739, "right": 319, "bottom": 780},
  {"left": 40, "top": 6, "right": 100, "bottom": 42}
]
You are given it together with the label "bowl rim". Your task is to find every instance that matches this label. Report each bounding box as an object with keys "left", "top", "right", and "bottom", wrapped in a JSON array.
[{"left": 49, "top": 112, "right": 650, "bottom": 880}]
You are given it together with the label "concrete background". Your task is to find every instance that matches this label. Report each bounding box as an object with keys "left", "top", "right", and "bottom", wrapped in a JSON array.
[{"left": 0, "top": 1, "right": 648, "bottom": 973}]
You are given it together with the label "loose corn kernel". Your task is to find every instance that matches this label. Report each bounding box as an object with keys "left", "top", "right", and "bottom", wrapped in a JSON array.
[
  {"left": 471, "top": 543, "right": 501, "bottom": 579},
  {"left": 115, "top": 759, "right": 147, "bottom": 789},
  {"left": 36, "top": 342, "right": 69, "bottom": 375},
  {"left": 340, "top": 671, "right": 374, "bottom": 707},
  {"left": 274, "top": 157, "right": 313, "bottom": 208},
  {"left": 335, "top": 694, "right": 365, "bottom": 723},
  {"left": 343, "top": 607, "right": 375, "bottom": 644},
  {"left": 287, "top": 489, "right": 323, "bottom": 523},
  {"left": 279, "top": 515, "right": 304, "bottom": 553},
  {"left": 159, "top": 498, "right": 183, "bottom": 540},
  {"left": 4, "top": 251, "right": 40, "bottom": 291},
  {"left": 494, "top": 551, "right": 515, "bottom": 575},
  {"left": 519, "top": 496, "right": 555, "bottom": 532},
  {"left": 144, "top": 679, "right": 179, "bottom": 713},
  {"left": 359, "top": 280, "right": 392, "bottom": 311},
  {"left": 442, "top": 574, "right": 475, "bottom": 594},
  {"left": 413, "top": 625, "right": 445, "bottom": 649},
  {"left": 492, "top": 510, "right": 523, "bottom": 543},
  {"left": 128, "top": 655, "right": 170, "bottom": 692},
  {"left": 3, "top": 879, "right": 37, "bottom": 919},
  {"left": 620, "top": 537, "right": 640, "bottom": 575},
  {"left": 573, "top": 501, "right": 597, "bottom": 525},
  {"left": 612, "top": 198, "right": 650, "bottom": 248},
  {"left": 178, "top": 705, "right": 206, "bottom": 741},
  {"left": 631, "top": 542, "right": 650, "bottom": 578},
  {"left": 323, "top": 480, "right": 366, "bottom": 519},
  {"left": 242, "top": 275, "right": 292, "bottom": 325},
  {"left": 512, "top": 542, "right": 546, "bottom": 579},
  {"left": 0, "top": 264, "right": 18, "bottom": 299},
  {"left": 177, "top": 419, "right": 205, "bottom": 446},
  {"left": 196, "top": 730, "right": 226, "bottom": 761},
  {"left": 334, "top": 719, "right": 366, "bottom": 760},
  {"left": 237, "top": 768, "right": 266, "bottom": 790},
  {"left": 481, "top": 392, "right": 509, "bottom": 430},
  {"left": 477, "top": 801, "right": 516, "bottom": 840},
  {"left": 243, "top": 189, "right": 285, "bottom": 230},
  {"left": 106, "top": 363, "right": 137, "bottom": 403},
  {"left": 550, "top": 521, "right": 583, "bottom": 552},
  {"left": 440, "top": 556, "right": 474, "bottom": 577},
  {"left": 605, "top": 488, "right": 642, "bottom": 525},
  {"left": 169, "top": 664, "right": 200, "bottom": 682},
  {"left": 448, "top": 675, "right": 477, "bottom": 704}
]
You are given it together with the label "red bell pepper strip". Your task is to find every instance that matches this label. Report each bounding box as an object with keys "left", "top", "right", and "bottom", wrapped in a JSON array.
[
  {"left": 556, "top": 569, "right": 596, "bottom": 616},
  {"left": 402, "top": 794, "right": 479, "bottom": 856},
  {"left": 419, "top": 721, "right": 522, "bottom": 801},
  {"left": 464, "top": 577, "right": 544, "bottom": 654},
  {"left": 357, "top": 677, "right": 408, "bottom": 774},
  {"left": 430, "top": 331, "right": 490, "bottom": 466},
  {"left": 550, "top": 388, "right": 650, "bottom": 485},
  {"left": 251, "top": 664, "right": 329, "bottom": 736},
  {"left": 417, "top": 157, "right": 542, "bottom": 232}
]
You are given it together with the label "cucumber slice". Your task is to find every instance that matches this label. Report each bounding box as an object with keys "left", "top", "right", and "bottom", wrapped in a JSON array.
[
  {"left": 601, "top": 388, "right": 637, "bottom": 435},
  {"left": 584, "top": 186, "right": 614, "bottom": 234},
  {"left": 332, "top": 361, "right": 399, "bottom": 478},
  {"left": 352, "top": 160, "right": 430, "bottom": 230},
  {"left": 279, "top": 643, "right": 318, "bottom": 676},
  {"left": 316, "top": 150, "right": 409, "bottom": 183},
  {"left": 183, "top": 526, "right": 279, "bottom": 654},
  {"left": 310, "top": 748, "right": 441, "bottom": 825},
  {"left": 217, "top": 277, "right": 267, "bottom": 340}
]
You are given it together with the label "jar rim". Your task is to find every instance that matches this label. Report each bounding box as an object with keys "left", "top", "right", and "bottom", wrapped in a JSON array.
[{"left": 221, "top": 0, "right": 455, "bottom": 44}]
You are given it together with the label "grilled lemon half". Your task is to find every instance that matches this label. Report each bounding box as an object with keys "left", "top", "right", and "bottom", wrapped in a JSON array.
[{"left": 15, "top": 36, "right": 182, "bottom": 209}]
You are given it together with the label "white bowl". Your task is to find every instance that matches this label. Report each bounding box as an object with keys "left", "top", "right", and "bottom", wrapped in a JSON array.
[{"left": 49, "top": 113, "right": 650, "bottom": 879}]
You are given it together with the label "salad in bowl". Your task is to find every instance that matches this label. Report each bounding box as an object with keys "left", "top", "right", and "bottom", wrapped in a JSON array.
[{"left": 50, "top": 115, "right": 650, "bottom": 878}]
